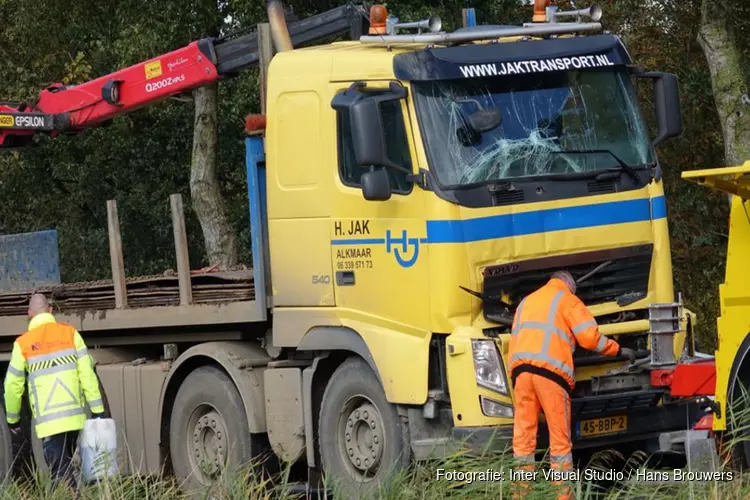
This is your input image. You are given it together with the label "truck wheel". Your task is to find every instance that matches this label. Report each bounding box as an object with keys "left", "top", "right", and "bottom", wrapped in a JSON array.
[
  {"left": 726, "top": 336, "right": 750, "bottom": 470},
  {"left": 169, "top": 365, "right": 264, "bottom": 492},
  {"left": 0, "top": 407, "right": 12, "bottom": 482},
  {"left": 318, "top": 358, "right": 410, "bottom": 497}
]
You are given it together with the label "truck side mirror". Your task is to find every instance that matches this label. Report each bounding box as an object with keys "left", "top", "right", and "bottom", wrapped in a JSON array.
[
  {"left": 331, "top": 82, "right": 411, "bottom": 175},
  {"left": 361, "top": 167, "right": 391, "bottom": 201},
  {"left": 638, "top": 71, "right": 683, "bottom": 148}
]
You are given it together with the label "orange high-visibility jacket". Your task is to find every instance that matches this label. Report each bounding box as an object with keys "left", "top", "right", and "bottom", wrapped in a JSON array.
[{"left": 508, "top": 278, "right": 621, "bottom": 393}]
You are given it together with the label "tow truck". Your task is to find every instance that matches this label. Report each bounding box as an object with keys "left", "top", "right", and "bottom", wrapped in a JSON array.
[
  {"left": 682, "top": 163, "right": 750, "bottom": 468},
  {"left": 0, "top": 0, "right": 719, "bottom": 495}
]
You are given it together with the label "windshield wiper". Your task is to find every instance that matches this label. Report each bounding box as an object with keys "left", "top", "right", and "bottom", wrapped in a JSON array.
[{"left": 548, "top": 149, "right": 645, "bottom": 187}]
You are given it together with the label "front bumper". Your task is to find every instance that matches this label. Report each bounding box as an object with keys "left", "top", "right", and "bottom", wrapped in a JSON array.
[{"left": 451, "top": 399, "right": 703, "bottom": 455}]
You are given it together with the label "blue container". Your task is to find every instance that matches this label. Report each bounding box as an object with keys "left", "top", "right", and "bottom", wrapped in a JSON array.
[{"left": 0, "top": 230, "right": 61, "bottom": 292}]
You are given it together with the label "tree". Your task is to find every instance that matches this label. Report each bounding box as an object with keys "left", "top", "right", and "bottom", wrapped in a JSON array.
[
  {"left": 698, "top": 0, "right": 750, "bottom": 166},
  {"left": 187, "top": 0, "right": 240, "bottom": 269},
  {"left": 191, "top": 83, "right": 239, "bottom": 268}
]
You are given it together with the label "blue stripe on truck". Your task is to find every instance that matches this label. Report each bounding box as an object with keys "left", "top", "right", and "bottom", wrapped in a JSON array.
[{"left": 330, "top": 195, "right": 667, "bottom": 245}]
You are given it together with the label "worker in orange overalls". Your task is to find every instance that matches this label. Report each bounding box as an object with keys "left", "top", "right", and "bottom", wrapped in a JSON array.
[{"left": 508, "top": 270, "right": 636, "bottom": 500}]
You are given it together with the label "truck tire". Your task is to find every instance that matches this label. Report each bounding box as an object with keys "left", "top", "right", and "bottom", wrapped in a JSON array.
[
  {"left": 726, "top": 334, "right": 750, "bottom": 470},
  {"left": 318, "top": 357, "right": 410, "bottom": 497},
  {"left": 0, "top": 407, "right": 12, "bottom": 483},
  {"left": 169, "top": 365, "right": 265, "bottom": 492}
]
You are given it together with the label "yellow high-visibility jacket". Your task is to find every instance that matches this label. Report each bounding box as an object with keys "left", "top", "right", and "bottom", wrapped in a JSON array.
[{"left": 3, "top": 312, "right": 104, "bottom": 438}]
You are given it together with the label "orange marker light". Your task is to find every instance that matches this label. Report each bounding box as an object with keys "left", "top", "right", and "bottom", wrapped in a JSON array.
[
  {"left": 369, "top": 4, "right": 388, "bottom": 34},
  {"left": 533, "top": 0, "right": 551, "bottom": 23},
  {"left": 245, "top": 114, "right": 266, "bottom": 135}
]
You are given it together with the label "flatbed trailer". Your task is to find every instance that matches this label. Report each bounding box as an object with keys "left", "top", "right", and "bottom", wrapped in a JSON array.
[{"left": 0, "top": 271, "right": 260, "bottom": 352}]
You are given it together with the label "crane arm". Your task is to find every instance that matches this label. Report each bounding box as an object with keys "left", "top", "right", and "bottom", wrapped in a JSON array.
[{"left": 0, "top": 3, "right": 368, "bottom": 151}]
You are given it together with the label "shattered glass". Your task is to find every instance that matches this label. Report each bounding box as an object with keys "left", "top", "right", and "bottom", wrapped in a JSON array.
[{"left": 412, "top": 69, "right": 653, "bottom": 187}]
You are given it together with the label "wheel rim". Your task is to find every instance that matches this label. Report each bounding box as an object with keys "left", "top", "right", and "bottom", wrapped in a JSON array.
[
  {"left": 186, "top": 404, "right": 230, "bottom": 484},
  {"left": 337, "top": 396, "right": 385, "bottom": 482}
]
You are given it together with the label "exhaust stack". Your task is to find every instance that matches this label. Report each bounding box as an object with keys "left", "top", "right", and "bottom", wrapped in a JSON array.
[{"left": 267, "top": 0, "right": 294, "bottom": 52}]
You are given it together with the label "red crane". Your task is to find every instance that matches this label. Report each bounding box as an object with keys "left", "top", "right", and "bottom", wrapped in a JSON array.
[{"left": 0, "top": 2, "right": 368, "bottom": 151}]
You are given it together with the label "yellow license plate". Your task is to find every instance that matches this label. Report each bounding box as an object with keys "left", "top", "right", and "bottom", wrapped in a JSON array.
[{"left": 578, "top": 415, "right": 627, "bottom": 437}]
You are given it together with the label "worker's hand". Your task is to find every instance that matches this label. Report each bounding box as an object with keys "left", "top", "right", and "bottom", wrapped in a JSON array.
[
  {"left": 91, "top": 412, "right": 106, "bottom": 419},
  {"left": 7, "top": 422, "right": 21, "bottom": 435},
  {"left": 620, "top": 347, "right": 637, "bottom": 363}
]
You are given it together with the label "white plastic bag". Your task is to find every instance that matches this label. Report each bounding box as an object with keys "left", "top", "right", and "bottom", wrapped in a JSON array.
[{"left": 80, "top": 418, "right": 118, "bottom": 483}]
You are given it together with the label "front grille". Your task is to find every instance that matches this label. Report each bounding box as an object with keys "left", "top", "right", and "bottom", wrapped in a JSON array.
[{"left": 481, "top": 244, "right": 653, "bottom": 319}]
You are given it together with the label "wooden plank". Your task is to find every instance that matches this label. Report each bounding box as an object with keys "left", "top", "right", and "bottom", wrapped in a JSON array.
[
  {"left": 258, "top": 22, "right": 274, "bottom": 114},
  {"left": 169, "top": 194, "right": 193, "bottom": 306},
  {"left": 106, "top": 200, "right": 128, "bottom": 309}
]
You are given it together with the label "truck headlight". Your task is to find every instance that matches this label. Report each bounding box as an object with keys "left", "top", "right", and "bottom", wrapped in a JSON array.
[{"left": 472, "top": 340, "right": 509, "bottom": 395}]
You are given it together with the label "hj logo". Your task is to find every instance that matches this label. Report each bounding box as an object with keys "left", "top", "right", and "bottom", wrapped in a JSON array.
[{"left": 385, "top": 229, "right": 420, "bottom": 268}]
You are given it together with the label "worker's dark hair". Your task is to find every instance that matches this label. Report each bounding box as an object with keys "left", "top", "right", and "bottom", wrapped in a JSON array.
[{"left": 551, "top": 270, "right": 576, "bottom": 293}]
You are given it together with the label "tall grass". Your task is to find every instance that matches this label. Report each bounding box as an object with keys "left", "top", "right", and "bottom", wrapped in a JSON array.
[
  {"left": 4, "top": 397, "right": 750, "bottom": 500},
  {"left": 1, "top": 449, "right": 749, "bottom": 500}
]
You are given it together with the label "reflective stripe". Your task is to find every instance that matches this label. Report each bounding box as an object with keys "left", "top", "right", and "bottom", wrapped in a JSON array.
[
  {"left": 595, "top": 335, "right": 608, "bottom": 353},
  {"left": 540, "top": 292, "right": 573, "bottom": 353},
  {"left": 43, "top": 378, "right": 80, "bottom": 412},
  {"left": 7, "top": 365, "right": 24, "bottom": 377},
  {"left": 551, "top": 453, "right": 573, "bottom": 464},
  {"left": 88, "top": 399, "right": 103, "bottom": 409},
  {"left": 512, "top": 292, "right": 575, "bottom": 351},
  {"left": 6, "top": 412, "right": 20, "bottom": 420},
  {"left": 31, "top": 381, "right": 40, "bottom": 414},
  {"left": 35, "top": 406, "right": 85, "bottom": 425},
  {"left": 28, "top": 362, "right": 77, "bottom": 380},
  {"left": 514, "top": 454, "right": 535, "bottom": 463},
  {"left": 76, "top": 347, "right": 88, "bottom": 358},
  {"left": 26, "top": 348, "right": 76, "bottom": 365},
  {"left": 511, "top": 352, "right": 575, "bottom": 380},
  {"left": 515, "top": 321, "right": 575, "bottom": 351},
  {"left": 572, "top": 320, "right": 596, "bottom": 334},
  {"left": 511, "top": 298, "right": 527, "bottom": 336}
]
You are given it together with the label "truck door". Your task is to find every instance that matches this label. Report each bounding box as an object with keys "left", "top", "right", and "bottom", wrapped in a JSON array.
[{"left": 328, "top": 82, "right": 431, "bottom": 333}]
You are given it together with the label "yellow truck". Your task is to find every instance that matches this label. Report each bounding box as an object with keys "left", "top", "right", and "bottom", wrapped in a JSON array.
[
  {"left": 0, "top": 0, "right": 716, "bottom": 494},
  {"left": 682, "top": 163, "right": 750, "bottom": 466}
]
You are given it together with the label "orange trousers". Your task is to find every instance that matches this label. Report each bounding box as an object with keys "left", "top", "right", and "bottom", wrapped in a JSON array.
[{"left": 512, "top": 372, "right": 573, "bottom": 500}]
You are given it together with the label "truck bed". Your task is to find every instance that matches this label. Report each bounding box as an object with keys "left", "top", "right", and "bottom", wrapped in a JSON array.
[{"left": 0, "top": 269, "right": 264, "bottom": 338}]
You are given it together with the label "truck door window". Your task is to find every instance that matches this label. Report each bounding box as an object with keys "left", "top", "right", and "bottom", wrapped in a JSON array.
[{"left": 336, "top": 100, "right": 413, "bottom": 194}]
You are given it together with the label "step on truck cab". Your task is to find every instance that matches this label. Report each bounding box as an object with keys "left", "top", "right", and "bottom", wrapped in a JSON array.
[{"left": 0, "top": 0, "right": 714, "bottom": 495}]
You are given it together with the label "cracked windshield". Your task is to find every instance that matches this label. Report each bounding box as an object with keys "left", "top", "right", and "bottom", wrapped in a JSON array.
[{"left": 412, "top": 69, "right": 653, "bottom": 186}]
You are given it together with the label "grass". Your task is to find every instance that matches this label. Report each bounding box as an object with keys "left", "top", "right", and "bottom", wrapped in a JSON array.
[
  {"left": 1, "top": 445, "right": 749, "bottom": 500},
  {"left": 5, "top": 398, "right": 750, "bottom": 500},
  {"left": 2, "top": 449, "right": 749, "bottom": 500},
  {"left": 0, "top": 444, "right": 750, "bottom": 500}
]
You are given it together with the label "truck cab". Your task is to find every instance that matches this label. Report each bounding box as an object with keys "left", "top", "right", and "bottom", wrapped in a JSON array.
[{"left": 258, "top": 0, "right": 703, "bottom": 487}]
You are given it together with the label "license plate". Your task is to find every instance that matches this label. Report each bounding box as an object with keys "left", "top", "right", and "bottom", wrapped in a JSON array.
[{"left": 578, "top": 415, "right": 627, "bottom": 438}]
